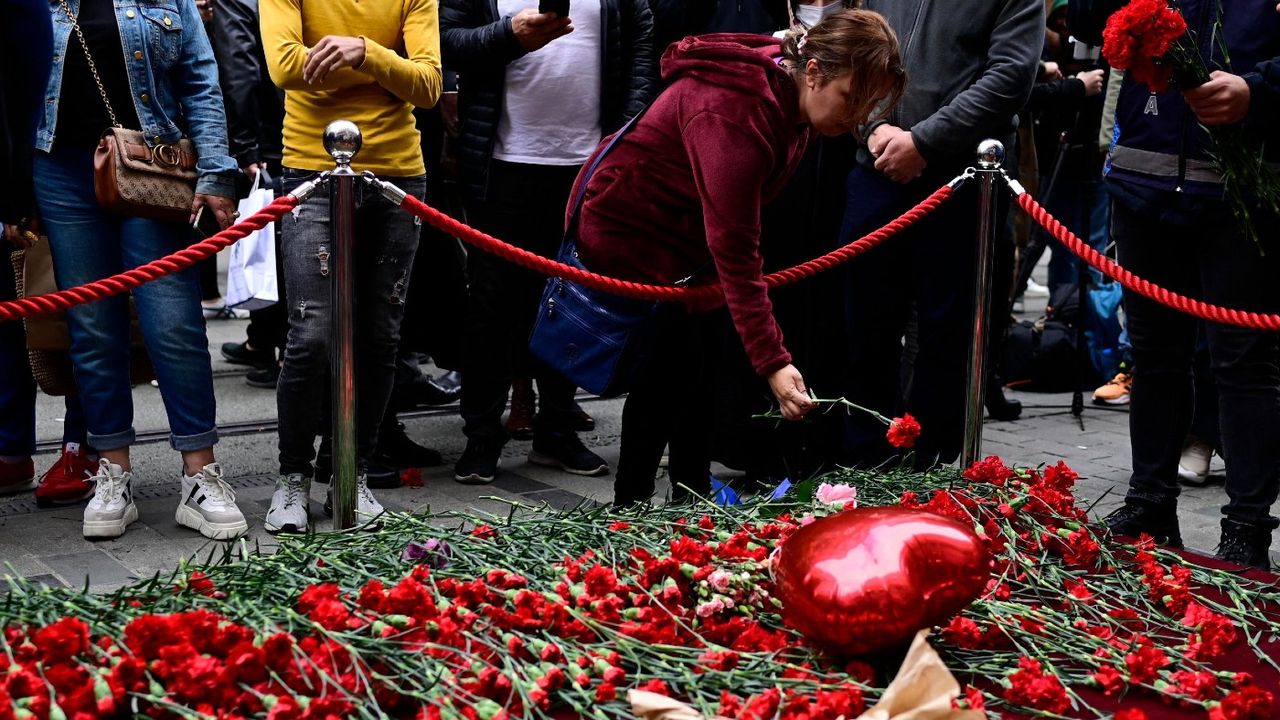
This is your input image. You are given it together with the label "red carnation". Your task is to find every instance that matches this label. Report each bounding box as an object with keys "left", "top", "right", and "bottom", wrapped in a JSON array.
[
  {"left": 1101, "top": 0, "right": 1188, "bottom": 92},
  {"left": 1003, "top": 657, "right": 1071, "bottom": 715},
  {"left": 1115, "top": 711, "right": 1148, "bottom": 720},
  {"left": 32, "top": 617, "right": 90, "bottom": 664},
  {"left": 1124, "top": 642, "right": 1171, "bottom": 685},
  {"left": 886, "top": 414, "right": 921, "bottom": 448},
  {"left": 1209, "top": 685, "right": 1274, "bottom": 720}
]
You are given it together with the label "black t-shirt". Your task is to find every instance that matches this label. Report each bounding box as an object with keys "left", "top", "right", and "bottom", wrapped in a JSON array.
[{"left": 54, "top": 0, "right": 141, "bottom": 150}]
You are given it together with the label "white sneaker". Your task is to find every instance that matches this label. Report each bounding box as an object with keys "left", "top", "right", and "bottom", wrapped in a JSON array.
[
  {"left": 325, "top": 474, "right": 385, "bottom": 528},
  {"left": 1024, "top": 279, "right": 1051, "bottom": 298},
  {"left": 83, "top": 460, "right": 137, "bottom": 539},
  {"left": 176, "top": 463, "right": 248, "bottom": 540},
  {"left": 1177, "top": 438, "right": 1214, "bottom": 486},
  {"left": 265, "top": 473, "right": 310, "bottom": 534}
]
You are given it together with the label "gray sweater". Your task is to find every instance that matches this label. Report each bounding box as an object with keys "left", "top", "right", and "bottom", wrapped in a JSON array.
[{"left": 862, "top": 0, "right": 1044, "bottom": 170}]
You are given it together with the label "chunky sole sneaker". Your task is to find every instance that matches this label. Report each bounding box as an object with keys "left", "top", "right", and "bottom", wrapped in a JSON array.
[
  {"left": 83, "top": 460, "right": 137, "bottom": 539},
  {"left": 322, "top": 475, "right": 385, "bottom": 529},
  {"left": 265, "top": 474, "right": 310, "bottom": 535},
  {"left": 177, "top": 463, "right": 249, "bottom": 540},
  {"left": 177, "top": 504, "right": 249, "bottom": 540},
  {"left": 84, "top": 503, "right": 138, "bottom": 539}
]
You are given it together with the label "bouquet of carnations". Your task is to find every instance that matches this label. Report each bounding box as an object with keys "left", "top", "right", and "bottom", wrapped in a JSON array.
[{"left": 1101, "top": 0, "right": 1280, "bottom": 247}]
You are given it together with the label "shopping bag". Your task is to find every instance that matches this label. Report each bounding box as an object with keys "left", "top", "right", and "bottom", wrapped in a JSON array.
[{"left": 226, "top": 171, "right": 278, "bottom": 310}]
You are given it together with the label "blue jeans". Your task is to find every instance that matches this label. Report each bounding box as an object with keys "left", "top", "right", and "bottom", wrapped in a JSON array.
[{"left": 33, "top": 147, "right": 217, "bottom": 452}]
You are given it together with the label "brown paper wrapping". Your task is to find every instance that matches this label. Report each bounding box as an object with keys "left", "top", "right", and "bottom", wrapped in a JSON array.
[{"left": 627, "top": 630, "right": 984, "bottom": 720}]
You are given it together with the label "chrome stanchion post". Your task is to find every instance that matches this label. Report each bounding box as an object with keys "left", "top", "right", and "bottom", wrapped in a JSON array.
[
  {"left": 323, "top": 121, "right": 361, "bottom": 531},
  {"left": 962, "top": 139, "right": 1003, "bottom": 468}
]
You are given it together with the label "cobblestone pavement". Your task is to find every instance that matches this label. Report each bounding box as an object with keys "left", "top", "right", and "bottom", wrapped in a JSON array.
[{"left": 1, "top": 291, "right": 1271, "bottom": 593}]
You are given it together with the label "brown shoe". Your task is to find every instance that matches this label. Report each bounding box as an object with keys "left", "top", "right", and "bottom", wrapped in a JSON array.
[{"left": 505, "top": 377, "right": 536, "bottom": 440}]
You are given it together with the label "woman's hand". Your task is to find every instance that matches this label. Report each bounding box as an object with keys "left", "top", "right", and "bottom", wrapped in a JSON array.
[
  {"left": 768, "top": 364, "right": 816, "bottom": 421},
  {"left": 191, "top": 194, "right": 237, "bottom": 230},
  {"left": 3, "top": 216, "right": 40, "bottom": 249}
]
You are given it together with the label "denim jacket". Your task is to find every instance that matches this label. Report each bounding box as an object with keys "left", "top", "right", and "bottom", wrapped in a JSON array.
[{"left": 35, "top": 0, "right": 238, "bottom": 198}]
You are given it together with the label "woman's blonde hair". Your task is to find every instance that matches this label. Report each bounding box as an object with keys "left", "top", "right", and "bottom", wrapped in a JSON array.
[{"left": 780, "top": 8, "right": 906, "bottom": 133}]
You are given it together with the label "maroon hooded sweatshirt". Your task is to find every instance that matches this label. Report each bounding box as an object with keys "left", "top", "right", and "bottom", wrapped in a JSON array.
[{"left": 572, "top": 34, "right": 813, "bottom": 378}]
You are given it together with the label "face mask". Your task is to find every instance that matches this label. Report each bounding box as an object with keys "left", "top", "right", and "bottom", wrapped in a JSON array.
[{"left": 795, "top": 2, "right": 843, "bottom": 28}]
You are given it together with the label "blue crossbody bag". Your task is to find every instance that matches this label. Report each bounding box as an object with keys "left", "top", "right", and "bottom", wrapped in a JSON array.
[{"left": 528, "top": 105, "right": 664, "bottom": 398}]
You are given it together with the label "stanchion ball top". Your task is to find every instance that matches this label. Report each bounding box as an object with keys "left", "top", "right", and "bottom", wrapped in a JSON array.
[
  {"left": 976, "top": 139, "right": 1004, "bottom": 170},
  {"left": 323, "top": 120, "right": 362, "bottom": 165}
]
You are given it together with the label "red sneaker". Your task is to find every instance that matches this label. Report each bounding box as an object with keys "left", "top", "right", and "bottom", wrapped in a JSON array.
[
  {"left": 34, "top": 446, "right": 97, "bottom": 508},
  {"left": 0, "top": 458, "right": 36, "bottom": 495}
]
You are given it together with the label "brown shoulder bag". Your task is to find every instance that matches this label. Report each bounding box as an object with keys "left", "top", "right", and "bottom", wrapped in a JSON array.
[{"left": 59, "top": 0, "right": 198, "bottom": 223}]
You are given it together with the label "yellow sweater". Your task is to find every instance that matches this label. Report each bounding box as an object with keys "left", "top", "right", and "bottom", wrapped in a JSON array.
[{"left": 260, "top": 0, "right": 442, "bottom": 175}]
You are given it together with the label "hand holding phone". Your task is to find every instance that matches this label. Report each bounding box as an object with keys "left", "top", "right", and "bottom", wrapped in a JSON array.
[
  {"left": 192, "top": 206, "right": 223, "bottom": 239},
  {"left": 512, "top": 7, "right": 572, "bottom": 51}
]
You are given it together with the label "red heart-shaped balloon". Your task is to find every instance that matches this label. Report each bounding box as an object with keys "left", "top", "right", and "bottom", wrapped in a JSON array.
[{"left": 773, "top": 507, "right": 991, "bottom": 656}]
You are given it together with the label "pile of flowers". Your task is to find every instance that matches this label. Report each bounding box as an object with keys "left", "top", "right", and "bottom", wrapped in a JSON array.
[{"left": 0, "top": 456, "right": 1277, "bottom": 719}]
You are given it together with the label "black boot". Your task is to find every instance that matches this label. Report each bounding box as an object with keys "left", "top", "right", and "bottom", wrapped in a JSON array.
[
  {"left": 1215, "top": 519, "right": 1273, "bottom": 570},
  {"left": 1103, "top": 500, "right": 1183, "bottom": 548},
  {"left": 374, "top": 421, "right": 443, "bottom": 469},
  {"left": 985, "top": 380, "right": 1022, "bottom": 421}
]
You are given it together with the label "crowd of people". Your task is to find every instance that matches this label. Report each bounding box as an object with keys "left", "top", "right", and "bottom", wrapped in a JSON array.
[{"left": 0, "top": 0, "right": 1277, "bottom": 569}]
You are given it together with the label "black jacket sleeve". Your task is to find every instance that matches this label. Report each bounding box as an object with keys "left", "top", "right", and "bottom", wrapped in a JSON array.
[
  {"left": 1, "top": 0, "right": 53, "bottom": 227},
  {"left": 441, "top": 0, "right": 529, "bottom": 75},
  {"left": 623, "top": 0, "right": 659, "bottom": 118},
  {"left": 211, "top": 0, "right": 264, "bottom": 167},
  {"left": 1244, "top": 56, "right": 1280, "bottom": 140},
  {"left": 1026, "top": 77, "right": 1087, "bottom": 115}
]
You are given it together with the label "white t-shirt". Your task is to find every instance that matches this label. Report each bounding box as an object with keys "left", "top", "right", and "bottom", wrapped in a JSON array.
[{"left": 494, "top": 0, "right": 604, "bottom": 165}]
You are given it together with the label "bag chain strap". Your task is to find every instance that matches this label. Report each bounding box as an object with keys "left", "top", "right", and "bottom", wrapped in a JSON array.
[{"left": 57, "top": 0, "right": 121, "bottom": 129}]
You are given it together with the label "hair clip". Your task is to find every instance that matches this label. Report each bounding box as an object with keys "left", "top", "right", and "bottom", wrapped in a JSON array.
[{"left": 797, "top": 33, "right": 809, "bottom": 52}]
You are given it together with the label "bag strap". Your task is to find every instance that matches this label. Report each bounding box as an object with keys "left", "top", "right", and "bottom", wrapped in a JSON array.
[
  {"left": 57, "top": 0, "right": 122, "bottom": 128},
  {"left": 565, "top": 99, "right": 658, "bottom": 240}
]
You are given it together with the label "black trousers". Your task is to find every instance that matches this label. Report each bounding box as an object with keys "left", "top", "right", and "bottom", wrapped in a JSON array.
[
  {"left": 839, "top": 164, "right": 1012, "bottom": 466},
  {"left": 1113, "top": 200, "right": 1280, "bottom": 529},
  {"left": 614, "top": 308, "right": 720, "bottom": 505},
  {"left": 460, "top": 161, "right": 579, "bottom": 443}
]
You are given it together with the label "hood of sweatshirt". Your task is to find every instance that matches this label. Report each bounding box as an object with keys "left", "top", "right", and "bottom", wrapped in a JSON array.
[{"left": 660, "top": 34, "right": 799, "bottom": 124}]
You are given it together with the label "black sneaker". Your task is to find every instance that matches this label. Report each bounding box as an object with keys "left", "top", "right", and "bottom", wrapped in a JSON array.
[
  {"left": 221, "top": 341, "right": 275, "bottom": 368},
  {"left": 1103, "top": 500, "right": 1184, "bottom": 548},
  {"left": 1215, "top": 519, "right": 1273, "bottom": 570},
  {"left": 455, "top": 439, "right": 501, "bottom": 485},
  {"left": 529, "top": 432, "right": 609, "bottom": 476},
  {"left": 375, "top": 422, "right": 443, "bottom": 468},
  {"left": 246, "top": 364, "right": 281, "bottom": 389},
  {"left": 314, "top": 438, "right": 399, "bottom": 489}
]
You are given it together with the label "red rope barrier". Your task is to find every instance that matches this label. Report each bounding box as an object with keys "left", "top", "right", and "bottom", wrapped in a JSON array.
[
  {"left": 0, "top": 196, "right": 298, "bottom": 323},
  {"left": 1016, "top": 192, "right": 1280, "bottom": 331},
  {"left": 398, "top": 185, "right": 956, "bottom": 304}
]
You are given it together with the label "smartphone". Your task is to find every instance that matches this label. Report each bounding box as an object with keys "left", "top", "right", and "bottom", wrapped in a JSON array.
[
  {"left": 192, "top": 206, "right": 222, "bottom": 239},
  {"left": 538, "top": 0, "right": 569, "bottom": 17}
]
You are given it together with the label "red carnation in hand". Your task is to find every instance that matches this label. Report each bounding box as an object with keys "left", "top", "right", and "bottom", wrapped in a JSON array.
[
  {"left": 886, "top": 414, "right": 922, "bottom": 448},
  {"left": 1101, "top": 0, "right": 1188, "bottom": 92}
]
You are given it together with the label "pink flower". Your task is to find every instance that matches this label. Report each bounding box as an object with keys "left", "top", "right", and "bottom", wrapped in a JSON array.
[
  {"left": 696, "top": 599, "right": 726, "bottom": 617},
  {"left": 816, "top": 483, "right": 857, "bottom": 507},
  {"left": 707, "top": 570, "right": 734, "bottom": 593},
  {"left": 798, "top": 513, "right": 817, "bottom": 526}
]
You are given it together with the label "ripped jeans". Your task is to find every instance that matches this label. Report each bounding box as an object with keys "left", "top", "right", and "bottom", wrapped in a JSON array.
[{"left": 276, "top": 169, "right": 425, "bottom": 476}]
